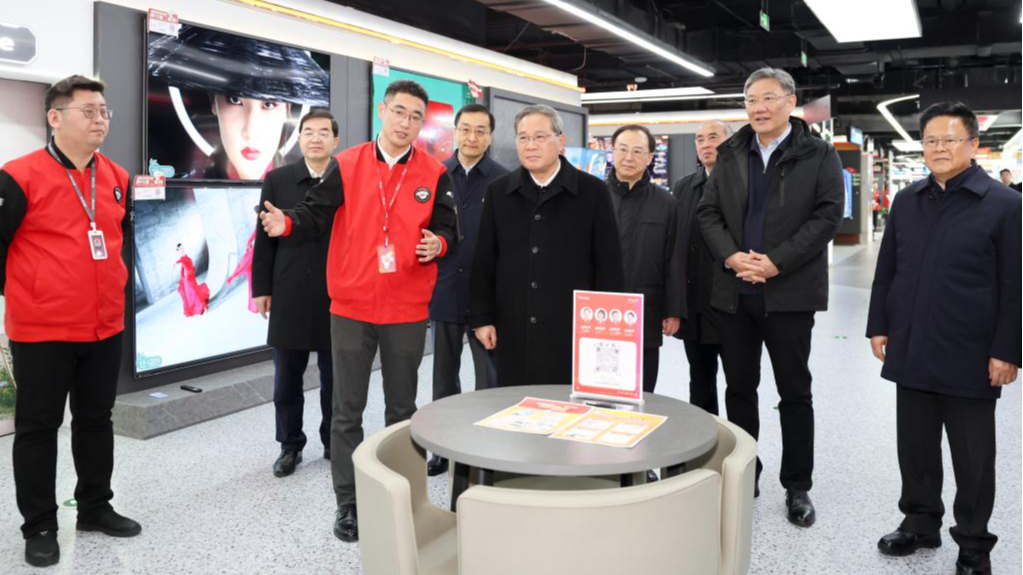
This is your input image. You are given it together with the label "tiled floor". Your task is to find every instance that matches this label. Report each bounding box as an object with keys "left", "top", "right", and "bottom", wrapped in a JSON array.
[{"left": 0, "top": 244, "right": 1019, "bottom": 574}]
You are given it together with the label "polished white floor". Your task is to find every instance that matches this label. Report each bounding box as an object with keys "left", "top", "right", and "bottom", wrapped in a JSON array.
[{"left": 0, "top": 245, "right": 1019, "bottom": 574}]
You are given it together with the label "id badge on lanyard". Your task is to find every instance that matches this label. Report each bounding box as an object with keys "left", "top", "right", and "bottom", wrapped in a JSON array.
[
  {"left": 376, "top": 148, "right": 413, "bottom": 274},
  {"left": 50, "top": 143, "right": 106, "bottom": 260}
]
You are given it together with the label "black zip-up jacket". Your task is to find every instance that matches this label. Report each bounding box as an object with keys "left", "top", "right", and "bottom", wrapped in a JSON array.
[
  {"left": 697, "top": 117, "right": 844, "bottom": 313},
  {"left": 608, "top": 172, "right": 682, "bottom": 348},
  {"left": 672, "top": 168, "right": 718, "bottom": 344}
]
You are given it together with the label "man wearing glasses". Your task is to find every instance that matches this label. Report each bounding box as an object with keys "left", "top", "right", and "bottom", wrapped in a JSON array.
[
  {"left": 698, "top": 68, "right": 844, "bottom": 527},
  {"left": 0, "top": 75, "right": 141, "bottom": 567},
  {"left": 425, "top": 104, "right": 508, "bottom": 477},
  {"left": 252, "top": 109, "right": 341, "bottom": 479},
  {"left": 606, "top": 124, "right": 681, "bottom": 397},
  {"left": 471, "top": 104, "right": 624, "bottom": 388},
  {"left": 260, "top": 80, "right": 457, "bottom": 543},
  {"left": 869, "top": 102, "right": 1019, "bottom": 575}
]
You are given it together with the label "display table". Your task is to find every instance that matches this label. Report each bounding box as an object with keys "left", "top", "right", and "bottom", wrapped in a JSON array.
[{"left": 410, "top": 385, "right": 718, "bottom": 509}]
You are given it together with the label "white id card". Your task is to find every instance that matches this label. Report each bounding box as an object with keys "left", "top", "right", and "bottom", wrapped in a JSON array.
[{"left": 88, "top": 229, "right": 108, "bottom": 260}]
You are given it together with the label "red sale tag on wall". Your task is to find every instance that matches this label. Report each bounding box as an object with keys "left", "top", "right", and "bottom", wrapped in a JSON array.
[
  {"left": 571, "top": 290, "right": 644, "bottom": 404},
  {"left": 148, "top": 8, "right": 180, "bottom": 37}
]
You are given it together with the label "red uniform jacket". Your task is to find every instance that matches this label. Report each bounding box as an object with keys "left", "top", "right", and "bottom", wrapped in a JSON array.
[
  {"left": 282, "top": 142, "right": 458, "bottom": 324},
  {"left": 0, "top": 142, "right": 129, "bottom": 342}
]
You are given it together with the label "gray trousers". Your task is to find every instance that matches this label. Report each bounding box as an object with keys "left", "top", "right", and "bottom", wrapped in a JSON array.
[
  {"left": 431, "top": 320, "right": 498, "bottom": 401},
  {"left": 330, "top": 315, "right": 427, "bottom": 506}
]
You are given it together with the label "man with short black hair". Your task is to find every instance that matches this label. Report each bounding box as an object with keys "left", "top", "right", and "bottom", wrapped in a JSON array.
[
  {"left": 261, "top": 80, "right": 457, "bottom": 543},
  {"left": 426, "top": 103, "right": 508, "bottom": 477},
  {"left": 1, "top": 75, "right": 141, "bottom": 568},
  {"left": 869, "top": 101, "right": 1020, "bottom": 575},
  {"left": 606, "top": 124, "right": 681, "bottom": 395},
  {"left": 252, "top": 108, "right": 341, "bottom": 478},
  {"left": 998, "top": 168, "right": 1021, "bottom": 192}
]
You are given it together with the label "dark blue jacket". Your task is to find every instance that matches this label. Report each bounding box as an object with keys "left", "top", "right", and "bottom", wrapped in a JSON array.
[
  {"left": 866, "top": 165, "right": 1021, "bottom": 399},
  {"left": 429, "top": 153, "right": 509, "bottom": 323}
]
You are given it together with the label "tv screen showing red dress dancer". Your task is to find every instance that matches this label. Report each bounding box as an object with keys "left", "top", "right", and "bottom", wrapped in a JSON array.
[{"left": 133, "top": 185, "right": 268, "bottom": 374}]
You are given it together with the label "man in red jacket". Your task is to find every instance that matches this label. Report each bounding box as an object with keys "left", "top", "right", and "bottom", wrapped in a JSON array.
[
  {"left": 261, "top": 80, "right": 457, "bottom": 543},
  {"left": 0, "top": 75, "right": 141, "bottom": 568}
]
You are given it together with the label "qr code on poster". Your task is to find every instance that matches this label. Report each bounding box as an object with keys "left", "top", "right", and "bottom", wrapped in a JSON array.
[
  {"left": 578, "top": 337, "right": 637, "bottom": 390},
  {"left": 593, "top": 342, "right": 620, "bottom": 376}
]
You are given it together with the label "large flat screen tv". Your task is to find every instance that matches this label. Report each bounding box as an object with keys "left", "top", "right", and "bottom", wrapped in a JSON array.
[
  {"left": 133, "top": 184, "right": 268, "bottom": 374},
  {"left": 146, "top": 22, "right": 331, "bottom": 182}
]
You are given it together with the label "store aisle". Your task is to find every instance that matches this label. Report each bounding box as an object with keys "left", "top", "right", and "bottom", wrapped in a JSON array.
[{"left": 0, "top": 245, "right": 1019, "bottom": 575}]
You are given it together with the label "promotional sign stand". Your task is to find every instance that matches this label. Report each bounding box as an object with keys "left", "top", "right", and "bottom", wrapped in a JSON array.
[{"left": 570, "top": 290, "right": 645, "bottom": 406}]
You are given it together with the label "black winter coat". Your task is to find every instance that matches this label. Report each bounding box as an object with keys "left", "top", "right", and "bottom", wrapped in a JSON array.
[
  {"left": 866, "top": 165, "right": 1021, "bottom": 400},
  {"left": 697, "top": 118, "right": 844, "bottom": 313},
  {"left": 608, "top": 173, "right": 682, "bottom": 348},
  {"left": 252, "top": 161, "right": 333, "bottom": 351},
  {"left": 672, "top": 168, "right": 719, "bottom": 344},
  {"left": 470, "top": 157, "right": 626, "bottom": 387}
]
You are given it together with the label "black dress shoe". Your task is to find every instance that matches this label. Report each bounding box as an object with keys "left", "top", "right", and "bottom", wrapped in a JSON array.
[
  {"left": 77, "top": 510, "right": 142, "bottom": 537},
  {"left": 956, "top": 549, "right": 992, "bottom": 575},
  {"left": 754, "top": 484, "right": 760, "bottom": 498},
  {"left": 273, "top": 449, "right": 302, "bottom": 478},
  {"left": 645, "top": 470, "right": 659, "bottom": 483},
  {"left": 785, "top": 489, "right": 816, "bottom": 527},
  {"left": 25, "top": 530, "right": 59, "bottom": 567},
  {"left": 426, "top": 455, "right": 449, "bottom": 477},
  {"left": 334, "top": 504, "right": 359, "bottom": 542},
  {"left": 877, "top": 528, "right": 941, "bottom": 557},
  {"left": 323, "top": 447, "right": 331, "bottom": 461}
]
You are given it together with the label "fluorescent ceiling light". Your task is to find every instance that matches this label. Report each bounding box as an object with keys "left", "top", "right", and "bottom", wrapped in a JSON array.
[
  {"left": 581, "top": 87, "right": 713, "bottom": 103},
  {"left": 1003, "top": 127, "right": 1023, "bottom": 153},
  {"left": 583, "top": 92, "right": 744, "bottom": 105},
  {"left": 541, "top": 0, "right": 714, "bottom": 77},
  {"left": 892, "top": 140, "right": 924, "bottom": 153},
  {"left": 805, "top": 0, "right": 922, "bottom": 43},
  {"left": 877, "top": 95, "right": 920, "bottom": 143}
]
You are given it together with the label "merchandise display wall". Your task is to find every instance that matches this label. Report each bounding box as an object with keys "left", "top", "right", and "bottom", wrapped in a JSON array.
[{"left": 84, "top": 1, "right": 581, "bottom": 392}]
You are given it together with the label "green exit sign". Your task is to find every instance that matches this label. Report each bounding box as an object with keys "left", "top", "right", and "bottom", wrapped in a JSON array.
[
  {"left": 801, "top": 51, "right": 808, "bottom": 68},
  {"left": 760, "top": 11, "right": 770, "bottom": 31}
]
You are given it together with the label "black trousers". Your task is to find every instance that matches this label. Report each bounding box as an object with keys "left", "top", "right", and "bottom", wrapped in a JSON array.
[
  {"left": 717, "top": 295, "right": 815, "bottom": 491},
  {"left": 11, "top": 333, "right": 122, "bottom": 538},
  {"left": 897, "top": 386, "right": 998, "bottom": 551},
  {"left": 684, "top": 340, "right": 721, "bottom": 415},
  {"left": 430, "top": 320, "right": 497, "bottom": 400},
  {"left": 642, "top": 347, "right": 661, "bottom": 394},
  {"left": 273, "top": 347, "right": 333, "bottom": 452},
  {"left": 330, "top": 315, "right": 425, "bottom": 506}
]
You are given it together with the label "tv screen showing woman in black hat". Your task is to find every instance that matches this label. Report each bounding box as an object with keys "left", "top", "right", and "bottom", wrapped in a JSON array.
[{"left": 146, "top": 23, "right": 331, "bottom": 181}]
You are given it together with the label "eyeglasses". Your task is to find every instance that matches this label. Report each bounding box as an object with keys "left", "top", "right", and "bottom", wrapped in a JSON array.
[
  {"left": 515, "top": 132, "right": 557, "bottom": 146},
  {"left": 457, "top": 126, "right": 491, "bottom": 139},
  {"left": 613, "top": 146, "right": 651, "bottom": 158},
  {"left": 922, "top": 137, "right": 973, "bottom": 150},
  {"left": 55, "top": 106, "right": 113, "bottom": 120},
  {"left": 300, "top": 129, "right": 335, "bottom": 141},
  {"left": 387, "top": 106, "right": 424, "bottom": 125},
  {"left": 744, "top": 93, "right": 790, "bottom": 109}
]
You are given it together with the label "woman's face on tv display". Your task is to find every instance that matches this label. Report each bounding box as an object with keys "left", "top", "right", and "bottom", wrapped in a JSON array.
[{"left": 212, "top": 94, "right": 291, "bottom": 180}]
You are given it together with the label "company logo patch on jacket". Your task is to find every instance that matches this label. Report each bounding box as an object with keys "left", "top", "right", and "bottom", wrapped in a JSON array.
[
  {"left": 414, "top": 187, "right": 431, "bottom": 203},
  {"left": 113, "top": 186, "right": 123, "bottom": 203}
]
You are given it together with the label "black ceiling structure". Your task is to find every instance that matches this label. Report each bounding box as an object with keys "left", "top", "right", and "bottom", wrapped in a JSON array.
[{"left": 333, "top": 0, "right": 1022, "bottom": 147}]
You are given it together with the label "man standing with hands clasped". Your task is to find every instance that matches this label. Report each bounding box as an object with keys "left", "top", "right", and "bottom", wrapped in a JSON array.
[
  {"left": 259, "top": 80, "right": 457, "bottom": 544},
  {"left": 868, "top": 102, "right": 1020, "bottom": 575},
  {"left": 698, "top": 68, "right": 844, "bottom": 527}
]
